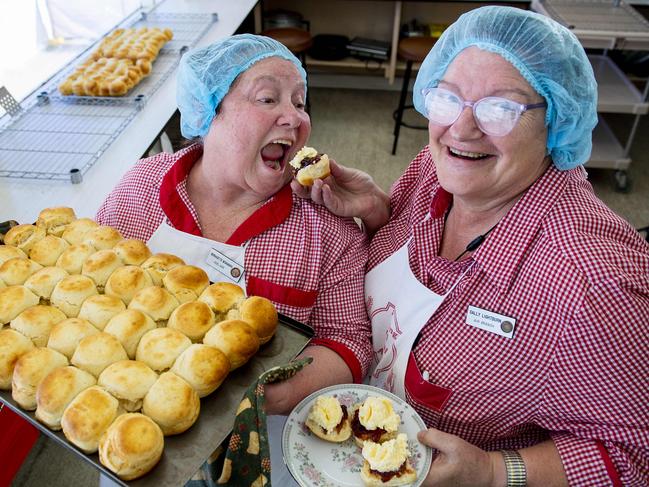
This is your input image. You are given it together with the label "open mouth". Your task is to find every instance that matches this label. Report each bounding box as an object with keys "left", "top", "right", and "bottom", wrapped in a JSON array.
[
  {"left": 261, "top": 139, "right": 293, "bottom": 171},
  {"left": 448, "top": 147, "right": 492, "bottom": 161}
]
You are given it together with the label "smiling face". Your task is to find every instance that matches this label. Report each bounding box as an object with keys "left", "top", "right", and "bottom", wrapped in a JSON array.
[
  {"left": 202, "top": 57, "right": 310, "bottom": 199},
  {"left": 428, "top": 47, "right": 550, "bottom": 209}
]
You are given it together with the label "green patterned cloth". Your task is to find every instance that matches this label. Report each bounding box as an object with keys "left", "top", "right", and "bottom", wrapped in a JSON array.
[{"left": 186, "top": 357, "right": 313, "bottom": 487}]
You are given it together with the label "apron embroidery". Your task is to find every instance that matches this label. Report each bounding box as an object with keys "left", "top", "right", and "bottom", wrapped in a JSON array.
[{"left": 365, "top": 225, "right": 473, "bottom": 400}]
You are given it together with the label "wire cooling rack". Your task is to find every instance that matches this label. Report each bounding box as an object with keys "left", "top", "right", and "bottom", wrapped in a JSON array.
[{"left": 0, "top": 10, "right": 217, "bottom": 182}]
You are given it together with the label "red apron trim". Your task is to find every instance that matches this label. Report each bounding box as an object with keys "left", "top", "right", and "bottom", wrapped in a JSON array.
[
  {"left": 309, "top": 338, "right": 363, "bottom": 383},
  {"left": 226, "top": 185, "right": 293, "bottom": 246},
  {"left": 247, "top": 275, "right": 318, "bottom": 308},
  {"left": 0, "top": 407, "right": 39, "bottom": 486},
  {"left": 159, "top": 145, "right": 203, "bottom": 236},
  {"left": 404, "top": 351, "right": 453, "bottom": 412},
  {"left": 429, "top": 187, "right": 453, "bottom": 219},
  {"left": 595, "top": 441, "right": 622, "bottom": 487}
]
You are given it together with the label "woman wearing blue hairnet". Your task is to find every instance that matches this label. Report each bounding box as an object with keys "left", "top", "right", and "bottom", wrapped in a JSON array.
[
  {"left": 290, "top": 6, "right": 649, "bottom": 486},
  {"left": 96, "top": 33, "right": 373, "bottom": 475}
]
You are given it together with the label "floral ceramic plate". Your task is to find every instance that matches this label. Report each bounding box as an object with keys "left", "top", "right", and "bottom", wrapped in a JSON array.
[{"left": 282, "top": 383, "right": 432, "bottom": 487}]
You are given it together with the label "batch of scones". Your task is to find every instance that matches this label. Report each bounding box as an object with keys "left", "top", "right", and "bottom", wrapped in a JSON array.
[
  {"left": 58, "top": 27, "right": 173, "bottom": 97},
  {"left": 0, "top": 207, "right": 279, "bottom": 480}
]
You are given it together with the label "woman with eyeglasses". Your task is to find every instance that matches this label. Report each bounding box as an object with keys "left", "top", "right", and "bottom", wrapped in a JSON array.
[{"left": 274, "top": 6, "right": 649, "bottom": 486}]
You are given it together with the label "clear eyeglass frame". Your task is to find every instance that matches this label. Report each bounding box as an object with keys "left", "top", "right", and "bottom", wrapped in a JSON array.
[{"left": 422, "top": 87, "right": 547, "bottom": 136}]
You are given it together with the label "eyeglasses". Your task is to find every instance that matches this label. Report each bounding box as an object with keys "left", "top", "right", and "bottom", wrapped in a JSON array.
[{"left": 422, "top": 87, "right": 547, "bottom": 137}]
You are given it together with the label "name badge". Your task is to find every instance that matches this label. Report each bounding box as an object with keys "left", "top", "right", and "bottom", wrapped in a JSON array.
[
  {"left": 466, "top": 305, "right": 517, "bottom": 339},
  {"left": 205, "top": 248, "right": 244, "bottom": 283}
]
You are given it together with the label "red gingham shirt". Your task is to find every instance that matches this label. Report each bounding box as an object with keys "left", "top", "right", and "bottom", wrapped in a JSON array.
[
  {"left": 96, "top": 144, "right": 373, "bottom": 381},
  {"left": 368, "top": 147, "right": 649, "bottom": 486}
]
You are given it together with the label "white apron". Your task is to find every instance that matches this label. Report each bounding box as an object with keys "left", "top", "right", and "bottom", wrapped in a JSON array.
[
  {"left": 365, "top": 232, "right": 472, "bottom": 399},
  {"left": 147, "top": 220, "right": 247, "bottom": 290}
]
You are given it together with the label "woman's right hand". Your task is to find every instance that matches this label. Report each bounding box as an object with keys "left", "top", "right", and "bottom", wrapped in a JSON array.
[{"left": 291, "top": 159, "right": 390, "bottom": 234}]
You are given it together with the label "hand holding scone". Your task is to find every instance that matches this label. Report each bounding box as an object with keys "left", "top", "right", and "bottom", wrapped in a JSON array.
[{"left": 290, "top": 158, "right": 390, "bottom": 234}]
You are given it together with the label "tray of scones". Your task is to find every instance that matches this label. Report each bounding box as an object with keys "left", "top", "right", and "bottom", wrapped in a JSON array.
[
  {"left": 58, "top": 26, "right": 174, "bottom": 97},
  {"left": 0, "top": 207, "right": 313, "bottom": 486},
  {"left": 282, "top": 384, "right": 433, "bottom": 486}
]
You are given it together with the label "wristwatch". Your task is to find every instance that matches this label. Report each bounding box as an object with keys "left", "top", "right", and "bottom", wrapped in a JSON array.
[{"left": 501, "top": 449, "right": 527, "bottom": 487}]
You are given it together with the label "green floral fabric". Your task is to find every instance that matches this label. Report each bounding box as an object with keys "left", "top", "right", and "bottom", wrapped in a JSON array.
[{"left": 186, "top": 357, "right": 313, "bottom": 487}]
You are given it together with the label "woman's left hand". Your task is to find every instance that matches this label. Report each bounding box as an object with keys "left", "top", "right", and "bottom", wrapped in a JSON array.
[{"left": 417, "top": 428, "right": 500, "bottom": 487}]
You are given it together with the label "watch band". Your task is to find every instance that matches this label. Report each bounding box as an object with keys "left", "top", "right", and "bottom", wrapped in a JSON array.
[{"left": 501, "top": 449, "right": 527, "bottom": 487}]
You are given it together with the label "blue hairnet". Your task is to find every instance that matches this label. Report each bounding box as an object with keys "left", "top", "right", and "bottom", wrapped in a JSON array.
[
  {"left": 177, "top": 34, "right": 307, "bottom": 139},
  {"left": 413, "top": 6, "right": 598, "bottom": 170}
]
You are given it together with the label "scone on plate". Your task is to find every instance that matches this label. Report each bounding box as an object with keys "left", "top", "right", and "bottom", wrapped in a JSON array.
[
  {"left": 360, "top": 434, "right": 416, "bottom": 486},
  {"left": 305, "top": 395, "right": 351, "bottom": 442},
  {"left": 351, "top": 396, "right": 400, "bottom": 447}
]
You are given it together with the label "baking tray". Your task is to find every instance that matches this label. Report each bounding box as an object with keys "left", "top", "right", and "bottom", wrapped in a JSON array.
[{"left": 0, "top": 313, "right": 313, "bottom": 486}]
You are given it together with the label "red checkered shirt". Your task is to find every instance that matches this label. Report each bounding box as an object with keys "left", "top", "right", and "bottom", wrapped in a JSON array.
[
  {"left": 368, "top": 147, "right": 649, "bottom": 486},
  {"left": 96, "top": 144, "right": 372, "bottom": 381}
]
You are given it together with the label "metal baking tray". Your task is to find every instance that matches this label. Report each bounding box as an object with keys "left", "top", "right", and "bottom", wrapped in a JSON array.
[{"left": 0, "top": 314, "right": 313, "bottom": 486}]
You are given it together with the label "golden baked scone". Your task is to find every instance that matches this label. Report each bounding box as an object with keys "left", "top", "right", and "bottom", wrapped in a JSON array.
[
  {"left": 163, "top": 265, "right": 210, "bottom": 303},
  {"left": 305, "top": 395, "right": 352, "bottom": 442},
  {"left": 141, "top": 252, "right": 185, "bottom": 286},
  {"left": 4, "top": 224, "right": 46, "bottom": 253},
  {"left": 128, "top": 285, "right": 179, "bottom": 327},
  {"left": 235, "top": 296, "right": 278, "bottom": 344},
  {"left": 171, "top": 344, "right": 230, "bottom": 397},
  {"left": 113, "top": 239, "right": 151, "bottom": 266},
  {"left": 142, "top": 371, "right": 200, "bottom": 435},
  {"left": 351, "top": 396, "right": 400, "bottom": 447},
  {"left": 99, "top": 27, "right": 173, "bottom": 60},
  {"left": 360, "top": 434, "right": 417, "bottom": 486},
  {"left": 0, "top": 328, "right": 35, "bottom": 389},
  {"left": 104, "top": 265, "right": 153, "bottom": 305},
  {"left": 61, "top": 385, "right": 123, "bottom": 453},
  {"left": 10, "top": 305, "right": 67, "bottom": 347},
  {"left": 98, "top": 360, "right": 158, "bottom": 412},
  {"left": 35, "top": 365, "right": 96, "bottom": 430},
  {"left": 0, "top": 245, "right": 27, "bottom": 265},
  {"left": 290, "top": 146, "right": 331, "bottom": 187},
  {"left": 81, "top": 249, "right": 123, "bottom": 292},
  {"left": 36, "top": 207, "right": 76, "bottom": 237},
  {"left": 29, "top": 235, "right": 70, "bottom": 267},
  {"left": 84, "top": 225, "right": 123, "bottom": 250},
  {"left": 71, "top": 332, "right": 129, "bottom": 377},
  {"left": 0, "top": 285, "right": 40, "bottom": 326},
  {"left": 59, "top": 27, "right": 172, "bottom": 99},
  {"left": 198, "top": 282, "right": 245, "bottom": 320},
  {"left": 47, "top": 317, "right": 99, "bottom": 359},
  {"left": 203, "top": 319, "right": 259, "bottom": 369},
  {"left": 61, "top": 218, "right": 99, "bottom": 245},
  {"left": 78, "top": 294, "right": 126, "bottom": 331},
  {"left": 56, "top": 242, "right": 95, "bottom": 275},
  {"left": 167, "top": 300, "right": 215, "bottom": 342},
  {"left": 135, "top": 327, "right": 191, "bottom": 373},
  {"left": 0, "top": 257, "right": 43, "bottom": 286},
  {"left": 50, "top": 275, "right": 99, "bottom": 317},
  {"left": 24, "top": 266, "right": 70, "bottom": 303},
  {"left": 98, "top": 413, "right": 164, "bottom": 481},
  {"left": 103, "top": 309, "right": 156, "bottom": 359},
  {"left": 58, "top": 57, "right": 144, "bottom": 97},
  {"left": 11, "top": 347, "right": 68, "bottom": 410}
]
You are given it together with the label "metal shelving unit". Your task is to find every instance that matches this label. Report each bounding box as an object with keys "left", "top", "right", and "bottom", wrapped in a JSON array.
[
  {"left": 0, "top": 9, "right": 217, "bottom": 182},
  {"left": 532, "top": 0, "right": 649, "bottom": 191}
]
